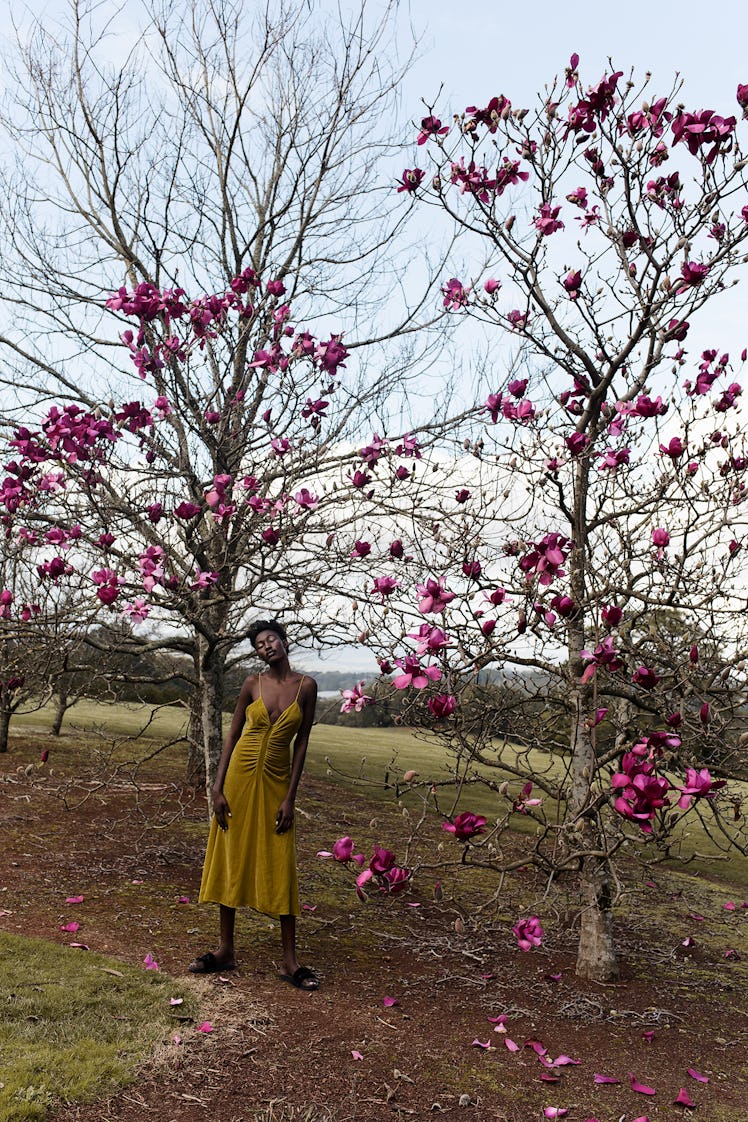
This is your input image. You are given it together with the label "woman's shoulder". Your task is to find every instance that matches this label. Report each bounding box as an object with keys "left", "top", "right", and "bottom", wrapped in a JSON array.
[{"left": 298, "top": 673, "right": 318, "bottom": 697}]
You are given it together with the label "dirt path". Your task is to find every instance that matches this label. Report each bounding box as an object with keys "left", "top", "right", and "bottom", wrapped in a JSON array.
[{"left": 2, "top": 734, "right": 747, "bottom": 1121}]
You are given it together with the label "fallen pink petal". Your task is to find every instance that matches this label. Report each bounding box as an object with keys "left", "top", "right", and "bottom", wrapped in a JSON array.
[
  {"left": 487, "top": 1015, "right": 507, "bottom": 1025},
  {"left": 60, "top": 922, "right": 80, "bottom": 933},
  {"left": 176, "top": 895, "right": 190, "bottom": 904},
  {"left": 383, "top": 996, "right": 400, "bottom": 1007},
  {"left": 687, "top": 1068, "right": 708, "bottom": 1082},
  {"left": 69, "top": 942, "right": 89, "bottom": 950},
  {"left": 172, "top": 1034, "right": 182, "bottom": 1045},
  {"left": 723, "top": 901, "right": 736, "bottom": 910},
  {"left": 594, "top": 1074, "right": 620, "bottom": 1084},
  {"left": 630, "top": 1074, "right": 657, "bottom": 1095},
  {"left": 169, "top": 997, "right": 184, "bottom": 1006},
  {"left": 302, "top": 904, "right": 317, "bottom": 912},
  {"left": 674, "top": 1088, "right": 695, "bottom": 1107},
  {"left": 351, "top": 1049, "right": 364, "bottom": 1060},
  {"left": 552, "top": 1055, "right": 580, "bottom": 1067},
  {"left": 143, "top": 953, "right": 160, "bottom": 971},
  {"left": 545, "top": 972, "right": 562, "bottom": 982},
  {"left": 504, "top": 1038, "right": 520, "bottom": 1052},
  {"left": 543, "top": 1108, "right": 568, "bottom": 1119},
  {"left": 196, "top": 1021, "right": 213, "bottom": 1033},
  {"left": 471, "top": 1039, "right": 492, "bottom": 1050},
  {"left": 65, "top": 895, "right": 84, "bottom": 904},
  {"left": 524, "top": 1039, "right": 548, "bottom": 1056},
  {"left": 641, "top": 1030, "right": 656, "bottom": 1044},
  {"left": 540, "top": 1073, "right": 562, "bottom": 1083}
]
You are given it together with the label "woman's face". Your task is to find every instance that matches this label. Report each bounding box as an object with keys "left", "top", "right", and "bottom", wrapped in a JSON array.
[{"left": 254, "top": 629, "right": 287, "bottom": 663}]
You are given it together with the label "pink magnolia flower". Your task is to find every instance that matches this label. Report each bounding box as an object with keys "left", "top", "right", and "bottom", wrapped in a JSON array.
[
  {"left": 372, "top": 575, "right": 401, "bottom": 600},
  {"left": 407, "top": 623, "right": 450, "bottom": 655},
  {"left": 563, "top": 269, "right": 582, "bottom": 299},
  {"left": 671, "top": 108, "right": 736, "bottom": 163},
  {"left": 660, "top": 436, "right": 685, "bottom": 459},
  {"left": 340, "top": 682, "right": 373, "bottom": 713},
  {"left": 677, "top": 767, "right": 726, "bottom": 809},
  {"left": 382, "top": 865, "right": 411, "bottom": 894},
  {"left": 392, "top": 657, "right": 441, "bottom": 690},
  {"left": 317, "top": 836, "right": 365, "bottom": 865},
  {"left": 651, "top": 528, "right": 669, "bottom": 558},
  {"left": 484, "top": 277, "right": 500, "bottom": 295},
  {"left": 677, "top": 260, "right": 710, "bottom": 291},
  {"left": 417, "top": 115, "right": 449, "bottom": 144},
  {"left": 633, "top": 665, "right": 660, "bottom": 690},
  {"left": 428, "top": 694, "right": 457, "bottom": 719},
  {"left": 566, "top": 186, "right": 588, "bottom": 207},
  {"left": 534, "top": 201, "right": 564, "bottom": 236},
  {"left": 174, "top": 501, "right": 202, "bottom": 520},
  {"left": 513, "top": 915, "right": 543, "bottom": 951},
  {"left": 122, "top": 599, "right": 150, "bottom": 625},
  {"left": 442, "top": 811, "right": 487, "bottom": 841},
  {"left": 565, "top": 432, "right": 590, "bottom": 456},
  {"left": 190, "top": 570, "right": 220, "bottom": 591},
  {"left": 417, "top": 576, "right": 455, "bottom": 614},
  {"left": 442, "top": 278, "right": 470, "bottom": 310},
  {"left": 455, "top": 488, "right": 471, "bottom": 503},
  {"left": 580, "top": 636, "right": 623, "bottom": 682},
  {"left": 519, "top": 534, "right": 572, "bottom": 587},
  {"left": 598, "top": 446, "right": 631, "bottom": 470},
  {"left": 513, "top": 780, "right": 543, "bottom": 813},
  {"left": 397, "top": 168, "right": 425, "bottom": 193},
  {"left": 92, "top": 568, "right": 122, "bottom": 605},
  {"left": 294, "top": 488, "right": 319, "bottom": 510}
]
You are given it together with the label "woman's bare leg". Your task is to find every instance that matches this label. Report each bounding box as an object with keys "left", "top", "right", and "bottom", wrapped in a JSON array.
[
  {"left": 280, "top": 915, "right": 319, "bottom": 989},
  {"left": 218, "top": 904, "right": 236, "bottom": 963},
  {"left": 189, "top": 904, "right": 237, "bottom": 972}
]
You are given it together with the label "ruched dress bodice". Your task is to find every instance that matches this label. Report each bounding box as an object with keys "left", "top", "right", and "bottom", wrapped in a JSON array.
[{"left": 198, "top": 693, "right": 302, "bottom": 917}]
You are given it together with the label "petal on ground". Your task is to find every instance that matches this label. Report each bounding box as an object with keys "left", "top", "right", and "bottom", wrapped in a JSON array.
[
  {"left": 630, "top": 1074, "right": 656, "bottom": 1095},
  {"left": 687, "top": 1067, "right": 708, "bottom": 1082}
]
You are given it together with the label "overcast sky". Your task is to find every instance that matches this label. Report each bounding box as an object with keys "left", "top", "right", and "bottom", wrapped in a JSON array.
[{"left": 402, "top": 0, "right": 746, "bottom": 113}]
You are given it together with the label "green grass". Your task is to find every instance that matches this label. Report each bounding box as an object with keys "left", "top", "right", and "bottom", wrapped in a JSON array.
[
  {"left": 10, "top": 700, "right": 748, "bottom": 881},
  {"left": 12, "top": 699, "right": 189, "bottom": 742},
  {"left": 0, "top": 933, "right": 197, "bottom": 1122}
]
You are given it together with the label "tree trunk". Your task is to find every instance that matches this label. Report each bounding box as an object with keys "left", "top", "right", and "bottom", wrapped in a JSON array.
[
  {"left": 568, "top": 457, "right": 620, "bottom": 982},
  {"left": 51, "top": 690, "right": 69, "bottom": 736},
  {"left": 184, "top": 688, "right": 206, "bottom": 787},
  {"left": 0, "top": 703, "right": 11, "bottom": 753},
  {"left": 198, "top": 641, "right": 226, "bottom": 814}
]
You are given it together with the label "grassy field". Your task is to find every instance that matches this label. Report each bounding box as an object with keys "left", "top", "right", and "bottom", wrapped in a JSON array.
[
  {"left": 0, "top": 933, "right": 198, "bottom": 1122},
  {"left": 10, "top": 698, "right": 748, "bottom": 882}
]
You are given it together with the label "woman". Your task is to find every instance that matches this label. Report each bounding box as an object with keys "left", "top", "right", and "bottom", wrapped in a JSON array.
[{"left": 189, "top": 619, "right": 319, "bottom": 990}]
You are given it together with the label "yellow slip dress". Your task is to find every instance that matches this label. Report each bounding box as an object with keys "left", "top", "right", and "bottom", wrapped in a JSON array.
[{"left": 198, "top": 675, "right": 304, "bottom": 917}]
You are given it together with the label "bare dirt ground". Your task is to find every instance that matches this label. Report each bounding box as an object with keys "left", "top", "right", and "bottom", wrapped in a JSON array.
[{"left": 2, "top": 731, "right": 747, "bottom": 1122}]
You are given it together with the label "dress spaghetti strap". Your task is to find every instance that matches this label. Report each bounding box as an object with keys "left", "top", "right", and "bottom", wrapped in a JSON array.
[
  {"left": 294, "top": 675, "right": 305, "bottom": 701},
  {"left": 258, "top": 674, "right": 263, "bottom": 700}
]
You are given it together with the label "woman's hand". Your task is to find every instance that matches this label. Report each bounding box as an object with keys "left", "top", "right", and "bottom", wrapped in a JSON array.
[
  {"left": 275, "top": 797, "right": 295, "bottom": 834},
  {"left": 213, "top": 789, "right": 231, "bottom": 831}
]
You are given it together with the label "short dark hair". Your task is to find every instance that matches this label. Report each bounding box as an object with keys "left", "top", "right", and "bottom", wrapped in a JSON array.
[{"left": 249, "top": 618, "right": 288, "bottom": 648}]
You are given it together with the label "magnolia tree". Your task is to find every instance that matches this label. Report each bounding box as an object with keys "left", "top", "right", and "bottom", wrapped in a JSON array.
[
  {"left": 0, "top": 0, "right": 457, "bottom": 785},
  {"left": 332, "top": 59, "right": 748, "bottom": 981},
  {"left": 0, "top": 541, "right": 97, "bottom": 751}
]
